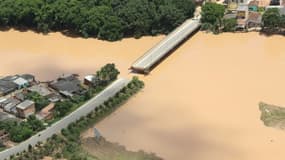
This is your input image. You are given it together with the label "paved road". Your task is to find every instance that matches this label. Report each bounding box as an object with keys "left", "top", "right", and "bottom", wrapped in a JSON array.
[
  {"left": 131, "top": 17, "right": 201, "bottom": 73},
  {"left": 0, "top": 78, "right": 130, "bottom": 160}
]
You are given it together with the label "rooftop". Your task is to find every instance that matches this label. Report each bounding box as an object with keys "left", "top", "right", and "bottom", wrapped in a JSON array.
[
  {"left": 0, "top": 111, "right": 16, "bottom": 121},
  {"left": 20, "top": 74, "right": 35, "bottom": 81},
  {"left": 85, "top": 75, "right": 95, "bottom": 82},
  {"left": 28, "top": 84, "right": 53, "bottom": 97},
  {"left": 16, "top": 100, "right": 34, "bottom": 110},
  {"left": 50, "top": 74, "right": 83, "bottom": 95},
  {"left": 13, "top": 77, "right": 28, "bottom": 86}
]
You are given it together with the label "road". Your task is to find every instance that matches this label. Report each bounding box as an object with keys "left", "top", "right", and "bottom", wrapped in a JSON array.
[
  {"left": 131, "top": 16, "right": 201, "bottom": 73},
  {"left": 0, "top": 78, "right": 130, "bottom": 160}
]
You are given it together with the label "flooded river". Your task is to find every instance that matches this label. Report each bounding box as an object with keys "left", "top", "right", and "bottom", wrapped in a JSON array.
[{"left": 1, "top": 29, "right": 285, "bottom": 160}]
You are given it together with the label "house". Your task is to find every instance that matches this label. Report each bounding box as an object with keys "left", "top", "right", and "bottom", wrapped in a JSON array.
[
  {"left": 246, "top": 11, "right": 262, "bottom": 28},
  {"left": 0, "top": 97, "right": 8, "bottom": 108},
  {"left": 227, "top": 0, "right": 249, "bottom": 10},
  {"left": 0, "top": 130, "right": 9, "bottom": 144},
  {"left": 3, "top": 98, "right": 21, "bottom": 115},
  {"left": 16, "top": 100, "right": 35, "bottom": 118},
  {"left": 28, "top": 84, "right": 54, "bottom": 98},
  {"left": 13, "top": 77, "right": 29, "bottom": 89},
  {"left": 37, "top": 103, "right": 55, "bottom": 120},
  {"left": 270, "top": 0, "right": 280, "bottom": 5},
  {"left": 14, "top": 92, "right": 25, "bottom": 101},
  {"left": 20, "top": 74, "right": 35, "bottom": 83},
  {"left": 0, "top": 78, "right": 18, "bottom": 96},
  {"left": 249, "top": 0, "right": 259, "bottom": 11},
  {"left": 237, "top": 4, "right": 249, "bottom": 28},
  {"left": 84, "top": 75, "right": 95, "bottom": 86},
  {"left": 49, "top": 74, "right": 85, "bottom": 97}
]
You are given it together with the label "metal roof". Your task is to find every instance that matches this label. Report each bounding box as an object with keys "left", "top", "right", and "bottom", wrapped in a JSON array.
[{"left": 16, "top": 100, "right": 34, "bottom": 110}]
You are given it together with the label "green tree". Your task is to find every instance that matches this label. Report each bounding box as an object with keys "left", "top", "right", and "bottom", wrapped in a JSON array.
[
  {"left": 54, "top": 100, "right": 73, "bottom": 118},
  {"left": 201, "top": 2, "right": 225, "bottom": 30},
  {"left": 262, "top": 8, "right": 281, "bottom": 31},
  {"left": 223, "top": 18, "right": 237, "bottom": 32}
]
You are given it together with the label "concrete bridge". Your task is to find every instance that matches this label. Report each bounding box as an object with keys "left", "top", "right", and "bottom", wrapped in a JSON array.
[{"left": 131, "top": 16, "right": 201, "bottom": 74}]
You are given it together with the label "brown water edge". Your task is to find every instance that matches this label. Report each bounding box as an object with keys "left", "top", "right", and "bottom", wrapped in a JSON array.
[
  {"left": 84, "top": 32, "right": 285, "bottom": 160},
  {"left": 0, "top": 29, "right": 164, "bottom": 80}
]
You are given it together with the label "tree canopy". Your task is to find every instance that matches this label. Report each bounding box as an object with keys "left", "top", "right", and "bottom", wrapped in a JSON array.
[
  {"left": 0, "top": 0, "right": 196, "bottom": 41},
  {"left": 262, "top": 8, "right": 282, "bottom": 31}
]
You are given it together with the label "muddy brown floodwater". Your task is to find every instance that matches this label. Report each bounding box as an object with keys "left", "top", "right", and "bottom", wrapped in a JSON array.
[
  {"left": 0, "top": 29, "right": 164, "bottom": 80},
  {"left": 1, "top": 29, "right": 285, "bottom": 160}
]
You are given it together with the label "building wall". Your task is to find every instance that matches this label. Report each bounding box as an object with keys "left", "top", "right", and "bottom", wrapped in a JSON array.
[{"left": 17, "top": 104, "right": 35, "bottom": 118}]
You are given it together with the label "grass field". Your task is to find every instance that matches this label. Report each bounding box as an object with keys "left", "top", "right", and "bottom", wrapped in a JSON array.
[
  {"left": 82, "top": 137, "right": 162, "bottom": 160},
  {"left": 259, "top": 102, "right": 285, "bottom": 129}
]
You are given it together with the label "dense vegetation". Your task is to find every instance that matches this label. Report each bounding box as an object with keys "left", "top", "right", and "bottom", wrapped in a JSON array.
[
  {"left": 0, "top": 0, "right": 196, "bottom": 41},
  {"left": 92, "top": 63, "right": 120, "bottom": 88},
  {"left": 7, "top": 77, "right": 146, "bottom": 160},
  {"left": 262, "top": 8, "right": 285, "bottom": 32},
  {"left": 0, "top": 115, "right": 45, "bottom": 142},
  {"left": 201, "top": 2, "right": 226, "bottom": 33}
]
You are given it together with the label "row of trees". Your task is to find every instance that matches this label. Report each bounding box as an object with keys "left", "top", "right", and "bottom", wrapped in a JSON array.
[
  {"left": 7, "top": 76, "right": 145, "bottom": 160},
  {"left": 0, "top": 115, "right": 45, "bottom": 142},
  {"left": 0, "top": 0, "right": 196, "bottom": 41}
]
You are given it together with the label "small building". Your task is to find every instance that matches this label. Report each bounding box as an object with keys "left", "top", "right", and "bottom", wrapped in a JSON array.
[
  {"left": 37, "top": 103, "right": 55, "bottom": 120},
  {"left": 49, "top": 74, "right": 85, "bottom": 98},
  {"left": 16, "top": 100, "right": 35, "bottom": 118},
  {"left": 13, "top": 77, "right": 29, "bottom": 89},
  {"left": 3, "top": 98, "right": 21, "bottom": 115},
  {"left": 0, "top": 79, "right": 17, "bottom": 96},
  {"left": 84, "top": 75, "right": 95, "bottom": 86}
]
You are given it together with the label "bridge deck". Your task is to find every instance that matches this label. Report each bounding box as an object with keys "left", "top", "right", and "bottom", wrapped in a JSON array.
[{"left": 131, "top": 17, "right": 201, "bottom": 73}]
